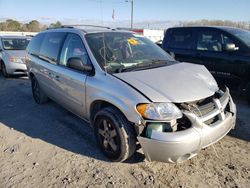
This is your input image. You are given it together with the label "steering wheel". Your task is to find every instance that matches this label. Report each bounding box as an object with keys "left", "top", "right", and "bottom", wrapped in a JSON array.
[{"left": 99, "top": 47, "right": 116, "bottom": 61}]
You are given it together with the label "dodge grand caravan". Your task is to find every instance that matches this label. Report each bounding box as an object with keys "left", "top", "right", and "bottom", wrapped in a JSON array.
[
  {"left": 162, "top": 26, "right": 250, "bottom": 102},
  {"left": 26, "top": 26, "right": 236, "bottom": 163}
]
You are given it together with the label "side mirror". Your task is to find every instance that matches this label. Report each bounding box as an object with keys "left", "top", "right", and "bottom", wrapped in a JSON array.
[
  {"left": 223, "top": 43, "right": 239, "bottom": 52},
  {"left": 67, "top": 57, "right": 93, "bottom": 73}
]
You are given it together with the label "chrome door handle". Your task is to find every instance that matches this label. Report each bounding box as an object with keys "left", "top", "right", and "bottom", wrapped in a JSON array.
[
  {"left": 55, "top": 75, "right": 60, "bottom": 81},
  {"left": 48, "top": 72, "right": 53, "bottom": 78}
]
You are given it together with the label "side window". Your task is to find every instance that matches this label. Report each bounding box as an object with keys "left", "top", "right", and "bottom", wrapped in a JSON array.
[
  {"left": 40, "top": 32, "right": 66, "bottom": 62},
  {"left": 26, "top": 33, "right": 45, "bottom": 55},
  {"left": 222, "top": 35, "right": 235, "bottom": 45},
  {"left": 59, "top": 33, "right": 89, "bottom": 67},
  {"left": 197, "top": 30, "right": 223, "bottom": 52},
  {"left": 169, "top": 30, "right": 193, "bottom": 49}
]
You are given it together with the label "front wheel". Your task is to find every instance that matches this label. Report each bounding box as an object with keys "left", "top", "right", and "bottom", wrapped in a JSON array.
[
  {"left": 31, "top": 76, "right": 48, "bottom": 104},
  {"left": 1, "top": 62, "right": 9, "bottom": 78},
  {"left": 93, "top": 107, "right": 136, "bottom": 162}
]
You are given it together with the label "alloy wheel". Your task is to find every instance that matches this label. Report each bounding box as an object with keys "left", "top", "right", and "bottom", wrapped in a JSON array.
[{"left": 97, "top": 119, "right": 119, "bottom": 155}]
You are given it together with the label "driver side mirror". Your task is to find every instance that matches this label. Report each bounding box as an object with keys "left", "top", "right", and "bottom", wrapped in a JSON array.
[
  {"left": 67, "top": 57, "right": 93, "bottom": 73},
  {"left": 223, "top": 43, "right": 239, "bottom": 52}
]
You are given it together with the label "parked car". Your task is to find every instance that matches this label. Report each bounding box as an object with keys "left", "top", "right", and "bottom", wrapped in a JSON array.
[
  {"left": 162, "top": 26, "right": 250, "bottom": 102},
  {"left": 26, "top": 26, "right": 236, "bottom": 163},
  {"left": 0, "top": 35, "right": 31, "bottom": 77}
]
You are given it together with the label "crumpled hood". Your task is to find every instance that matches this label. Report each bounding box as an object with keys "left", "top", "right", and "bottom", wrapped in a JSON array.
[{"left": 114, "top": 62, "right": 219, "bottom": 103}]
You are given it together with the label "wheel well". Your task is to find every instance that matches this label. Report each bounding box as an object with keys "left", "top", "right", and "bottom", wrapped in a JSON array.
[
  {"left": 0, "top": 59, "right": 4, "bottom": 66},
  {"left": 29, "top": 72, "right": 34, "bottom": 79},
  {"left": 90, "top": 100, "right": 124, "bottom": 123}
]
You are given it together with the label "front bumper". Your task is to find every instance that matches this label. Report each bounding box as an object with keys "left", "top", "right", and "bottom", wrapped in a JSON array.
[
  {"left": 137, "top": 89, "right": 236, "bottom": 163},
  {"left": 5, "top": 61, "right": 27, "bottom": 75}
]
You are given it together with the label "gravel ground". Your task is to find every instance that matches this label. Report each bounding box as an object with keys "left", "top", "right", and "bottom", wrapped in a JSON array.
[{"left": 0, "top": 76, "right": 249, "bottom": 188}]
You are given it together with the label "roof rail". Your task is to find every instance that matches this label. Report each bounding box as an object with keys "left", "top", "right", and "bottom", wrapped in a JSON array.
[{"left": 61, "top": 24, "right": 111, "bottom": 29}]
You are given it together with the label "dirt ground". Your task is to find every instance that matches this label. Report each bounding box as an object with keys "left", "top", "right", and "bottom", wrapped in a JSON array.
[{"left": 0, "top": 76, "right": 249, "bottom": 188}]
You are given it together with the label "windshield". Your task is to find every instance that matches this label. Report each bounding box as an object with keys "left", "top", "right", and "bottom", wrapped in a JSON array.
[
  {"left": 85, "top": 32, "right": 175, "bottom": 73},
  {"left": 226, "top": 28, "right": 250, "bottom": 47},
  {"left": 1, "top": 38, "right": 30, "bottom": 50}
]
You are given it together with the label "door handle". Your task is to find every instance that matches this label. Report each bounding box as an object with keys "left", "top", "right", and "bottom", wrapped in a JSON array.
[
  {"left": 55, "top": 75, "right": 60, "bottom": 81},
  {"left": 48, "top": 72, "right": 53, "bottom": 77}
]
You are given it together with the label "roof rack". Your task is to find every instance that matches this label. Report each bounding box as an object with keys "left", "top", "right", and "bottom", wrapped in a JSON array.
[{"left": 61, "top": 24, "right": 111, "bottom": 29}]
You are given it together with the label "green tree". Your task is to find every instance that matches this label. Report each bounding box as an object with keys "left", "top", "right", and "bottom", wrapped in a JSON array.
[
  {"left": 5, "top": 19, "right": 21, "bottom": 31},
  {"left": 49, "top": 21, "right": 62, "bottom": 28},
  {"left": 27, "top": 20, "right": 40, "bottom": 32}
]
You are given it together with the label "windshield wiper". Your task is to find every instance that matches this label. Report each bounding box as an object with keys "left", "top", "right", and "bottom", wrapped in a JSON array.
[{"left": 120, "top": 59, "right": 171, "bottom": 72}]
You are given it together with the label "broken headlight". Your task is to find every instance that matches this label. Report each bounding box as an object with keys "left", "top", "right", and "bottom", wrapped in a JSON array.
[{"left": 136, "top": 103, "right": 182, "bottom": 121}]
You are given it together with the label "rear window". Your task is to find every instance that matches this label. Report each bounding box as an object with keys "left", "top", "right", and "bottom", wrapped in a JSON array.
[
  {"left": 168, "top": 29, "right": 194, "bottom": 49},
  {"left": 39, "top": 32, "right": 66, "bottom": 62},
  {"left": 27, "top": 33, "right": 45, "bottom": 55}
]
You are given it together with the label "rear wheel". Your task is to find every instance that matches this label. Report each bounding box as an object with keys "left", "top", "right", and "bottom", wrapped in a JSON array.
[
  {"left": 1, "top": 62, "right": 9, "bottom": 78},
  {"left": 31, "top": 76, "right": 48, "bottom": 104},
  {"left": 93, "top": 107, "right": 136, "bottom": 162}
]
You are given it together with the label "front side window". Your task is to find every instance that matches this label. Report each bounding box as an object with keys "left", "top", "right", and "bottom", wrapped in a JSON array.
[
  {"left": 40, "top": 32, "right": 66, "bottom": 62},
  {"left": 225, "top": 28, "right": 250, "bottom": 47},
  {"left": 27, "top": 33, "right": 45, "bottom": 55},
  {"left": 2, "top": 38, "right": 30, "bottom": 50},
  {"left": 197, "top": 30, "right": 223, "bottom": 51},
  {"left": 85, "top": 32, "right": 174, "bottom": 73},
  {"left": 59, "top": 33, "right": 89, "bottom": 67}
]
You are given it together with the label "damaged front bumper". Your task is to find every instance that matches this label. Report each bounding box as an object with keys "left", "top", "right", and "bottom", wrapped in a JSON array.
[{"left": 137, "top": 88, "right": 236, "bottom": 163}]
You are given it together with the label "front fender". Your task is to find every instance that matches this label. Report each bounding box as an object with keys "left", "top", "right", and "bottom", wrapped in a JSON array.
[{"left": 85, "top": 73, "right": 150, "bottom": 124}]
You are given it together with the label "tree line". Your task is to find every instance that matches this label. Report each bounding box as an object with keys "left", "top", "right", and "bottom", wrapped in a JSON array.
[
  {"left": 0, "top": 19, "right": 62, "bottom": 32},
  {"left": 1, "top": 19, "right": 250, "bottom": 32},
  {"left": 178, "top": 19, "right": 250, "bottom": 30}
]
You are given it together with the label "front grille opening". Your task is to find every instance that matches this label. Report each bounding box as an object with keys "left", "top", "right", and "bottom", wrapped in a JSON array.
[
  {"left": 204, "top": 115, "right": 219, "bottom": 125},
  {"left": 14, "top": 69, "right": 26, "bottom": 73}
]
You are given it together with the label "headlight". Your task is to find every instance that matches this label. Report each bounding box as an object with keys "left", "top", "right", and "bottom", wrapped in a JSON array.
[
  {"left": 136, "top": 103, "right": 182, "bottom": 121},
  {"left": 9, "top": 57, "right": 23, "bottom": 64}
]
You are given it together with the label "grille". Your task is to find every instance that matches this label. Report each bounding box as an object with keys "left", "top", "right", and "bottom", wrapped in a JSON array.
[{"left": 181, "top": 89, "right": 230, "bottom": 125}]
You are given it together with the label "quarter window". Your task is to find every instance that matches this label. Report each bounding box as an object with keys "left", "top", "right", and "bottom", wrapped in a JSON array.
[
  {"left": 40, "top": 32, "right": 66, "bottom": 62},
  {"left": 169, "top": 30, "right": 194, "bottom": 49},
  {"left": 59, "top": 33, "right": 89, "bottom": 67},
  {"left": 197, "top": 31, "right": 223, "bottom": 51}
]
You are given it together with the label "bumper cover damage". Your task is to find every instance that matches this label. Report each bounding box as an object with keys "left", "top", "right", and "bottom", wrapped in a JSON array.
[{"left": 137, "top": 88, "right": 236, "bottom": 163}]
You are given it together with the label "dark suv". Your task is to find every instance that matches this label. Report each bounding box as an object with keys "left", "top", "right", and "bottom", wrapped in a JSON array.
[{"left": 162, "top": 26, "right": 250, "bottom": 102}]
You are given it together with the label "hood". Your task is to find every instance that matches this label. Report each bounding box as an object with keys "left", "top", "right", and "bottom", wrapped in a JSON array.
[
  {"left": 4, "top": 50, "right": 27, "bottom": 58},
  {"left": 114, "top": 63, "right": 218, "bottom": 103}
]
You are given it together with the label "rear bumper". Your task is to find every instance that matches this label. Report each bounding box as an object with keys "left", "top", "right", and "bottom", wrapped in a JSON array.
[
  {"left": 138, "top": 89, "right": 236, "bottom": 163},
  {"left": 5, "top": 62, "right": 27, "bottom": 75}
]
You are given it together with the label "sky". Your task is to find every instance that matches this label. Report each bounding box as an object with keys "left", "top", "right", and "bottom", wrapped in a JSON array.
[{"left": 0, "top": 0, "right": 249, "bottom": 23}]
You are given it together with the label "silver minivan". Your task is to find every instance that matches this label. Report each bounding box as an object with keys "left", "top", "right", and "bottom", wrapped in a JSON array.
[
  {"left": 0, "top": 35, "right": 31, "bottom": 77},
  {"left": 26, "top": 26, "right": 236, "bottom": 163}
]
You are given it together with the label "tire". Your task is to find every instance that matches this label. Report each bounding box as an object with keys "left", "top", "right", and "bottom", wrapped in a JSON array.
[
  {"left": 1, "top": 62, "right": 9, "bottom": 78},
  {"left": 31, "top": 76, "right": 48, "bottom": 104},
  {"left": 246, "top": 82, "right": 250, "bottom": 104},
  {"left": 93, "top": 106, "right": 136, "bottom": 162}
]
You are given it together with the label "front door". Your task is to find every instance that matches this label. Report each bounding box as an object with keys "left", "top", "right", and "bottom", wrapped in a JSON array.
[{"left": 53, "top": 33, "right": 90, "bottom": 118}]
